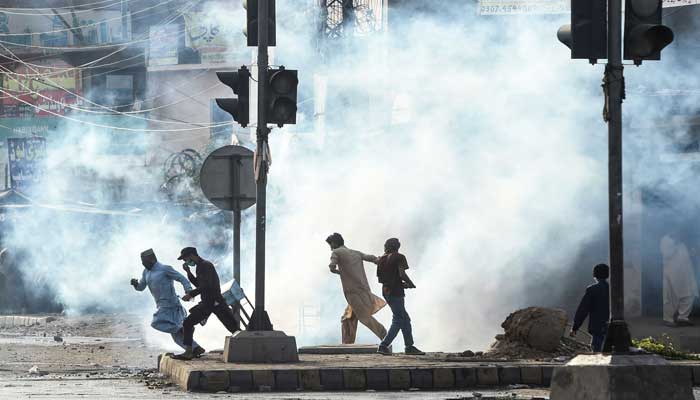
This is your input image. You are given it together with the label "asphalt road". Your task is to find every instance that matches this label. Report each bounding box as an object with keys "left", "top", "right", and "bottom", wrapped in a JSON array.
[{"left": 0, "top": 374, "right": 549, "bottom": 399}]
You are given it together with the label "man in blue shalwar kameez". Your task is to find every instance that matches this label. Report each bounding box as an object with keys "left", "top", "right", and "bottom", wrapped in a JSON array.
[{"left": 131, "top": 249, "right": 205, "bottom": 356}]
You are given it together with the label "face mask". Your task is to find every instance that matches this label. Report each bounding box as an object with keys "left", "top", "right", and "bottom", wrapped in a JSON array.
[
  {"left": 142, "top": 260, "right": 154, "bottom": 269},
  {"left": 187, "top": 260, "right": 196, "bottom": 267}
]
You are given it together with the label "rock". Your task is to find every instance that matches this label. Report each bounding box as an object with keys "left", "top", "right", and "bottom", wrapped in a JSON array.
[
  {"left": 28, "top": 366, "right": 40, "bottom": 375},
  {"left": 500, "top": 307, "right": 568, "bottom": 352},
  {"left": 53, "top": 335, "right": 63, "bottom": 342},
  {"left": 461, "top": 350, "right": 476, "bottom": 357}
]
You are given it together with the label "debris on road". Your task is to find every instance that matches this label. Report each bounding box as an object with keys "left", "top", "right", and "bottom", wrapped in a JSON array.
[
  {"left": 28, "top": 366, "right": 41, "bottom": 375},
  {"left": 478, "top": 307, "right": 590, "bottom": 360},
  {"left": 53, "top": 335, "right": 63, "bottom": 342}
]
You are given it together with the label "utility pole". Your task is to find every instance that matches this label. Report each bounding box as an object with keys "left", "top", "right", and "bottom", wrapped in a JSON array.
[
  {"left": 602, "top": 0, "right": 632, "bottom": 352},
  {"left": 251, "top": 0, "right": 272, "bottom": 331}
]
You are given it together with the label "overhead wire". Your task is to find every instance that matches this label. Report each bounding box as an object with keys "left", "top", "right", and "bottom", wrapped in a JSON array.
[
  {"left": 0, "top": 0, "right": 230, "bottom": 127},
  {"left": 0, "top": 0, "right": 196, "bottom": 78},
  {"left": 0, "top": 85, "right": 235, "bottom": 133},
  {"left": 0, "top": 0, "right": 199, "bottom": 50},
  {"left": 0, "top": 0, "right": 179, "bottom": 37},
  {"left": 0, "top": 60, "right": 222, "bottom": 126},
  {"left": 0, "top": 0, "right": 132, "bottom": 16},
  {"left": 0, "top": 0, "right": 139, "bottom": 11}
]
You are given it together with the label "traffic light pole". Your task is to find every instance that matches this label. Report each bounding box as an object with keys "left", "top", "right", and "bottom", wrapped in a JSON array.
[
  {"left": 602, "top": 0, "right": 632, "bottom": 352},
  {"left": 251, "top": 0, "right": 273, "bottom": 331}
]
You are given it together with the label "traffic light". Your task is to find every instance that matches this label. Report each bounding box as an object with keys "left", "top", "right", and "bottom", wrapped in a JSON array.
[
  {"left": 623, "top": 0, "right": 673, "bottom": 64},
  {"left": 266, "top": 67, "right": 298, "bottom": 127},
  {"left": 216, "top": 66, "right": 250, "bottom": 128},
  {"left": 244, "top": 0, "right": 276, "bottom": 47},
  {"left": 557, "top": 0, "right": 607, "bottom": 63}
]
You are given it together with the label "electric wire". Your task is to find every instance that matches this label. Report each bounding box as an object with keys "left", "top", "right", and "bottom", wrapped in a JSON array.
[
  {"left": 0, "top": 0, "right": 198, "bottom": 50},
  {"left": 0, "top": 0, "right": 132, "bottom": 16},
  {"left": 0, "top": 61, "right": 223, "bottom": 126},
  {"left": 0, "top": 1, "right": 225, "bottom": 124},
  {"left": 0, "top": 0, "right": 140, "bottom": 11},
  {"left": 0, "top": 85, "right": 235, "bottom": 132},
  {"left": 0, "top": 0, "right": 179, "bottom": 37}
]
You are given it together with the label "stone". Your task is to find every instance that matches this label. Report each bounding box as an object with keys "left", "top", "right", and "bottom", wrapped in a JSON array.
[
  {"left": 223, "top": 330, "right": 298, "bottom": 363},
  {"left": 320, "top": 369, "right": 343, "bottom": 390},
  {"left": 252, "top": 370, "right": 274, "bottom": 390},
  {"left": 520, "top": 366, "right": 543, "bottom": 385},
  {"left": 498, "top": 366, "right": 521, "bottom": 385},
  {"left": 343, "top": 369, "right": 366, "bottom": 390},
  {"left": 366, "top": 369, "right": 389, "bottom": 390},
  {"left": 389, "top": 369, "right": 411, "bottom": 389},
  {"left": 550, "top": 354, "right": 693, "bottom": 400},
  {"left": 500, "top": 307, "right": 568, "bottom": 352},
  {"left": 229, "top": 371, "right": 253, "bottom": 392},
  {"left": 410, "top": 369, "right": 433, "bottom": 389},
  {"left": 199, "top": 371, "right": 229, "bottom": 392},
  {"left": 433, "top": 369, "right": 455, "bottom": 389},
  {"left": 542, "top": 366, "right": 554, "bottom": 386},
  {"left": 300, "top": 370, "right": 321, "bottom": 390},
  {"left": 454, "top": 368, "right": 477, "bottom": 388},
  {"left": 274, "top": 370, "right": 299, "bottom": 391},
  {"left": 476, "top": 366, "right": 499, "bottom": 385}
]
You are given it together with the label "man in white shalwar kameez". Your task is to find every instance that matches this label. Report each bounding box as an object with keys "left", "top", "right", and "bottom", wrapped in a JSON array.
[
  {"left": 326, "top": 233, "right": 387, "bottom": 344},
  {"left": 660, "top": 235, "right": 698, "bottom": 327}
]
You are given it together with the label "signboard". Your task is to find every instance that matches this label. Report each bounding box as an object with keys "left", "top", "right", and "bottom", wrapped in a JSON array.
[
  {"left": 148, "top": 24, "right": 179, "bottom": 67},
  {"left": 184, "top": 11, "right": 244, "bottom": 64},
  {"left": 479, "top": 0, "right": 699, "bottom": 14},
  {"left": 1, "top": 58, "right": 81, "bottom": 117},
  {"left": 200, "top": 145, "right": 256, "bottom": 211},
  {"left": 7, "top": 137, "right": 46, "bottom": 190},
  {"left": 0, "top": 8, "right": 130, "bottom": 47}
]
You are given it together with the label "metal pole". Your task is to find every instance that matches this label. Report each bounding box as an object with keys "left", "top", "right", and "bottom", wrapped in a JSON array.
[
  {"left": 234, "top": 209, "right": 241, "bottom": 284},
  {"left": 252, "top": 0, "right": 271, "bottom": 331},
  {"left": 603, "top": 0, "right": 632, "bottom": 352}
]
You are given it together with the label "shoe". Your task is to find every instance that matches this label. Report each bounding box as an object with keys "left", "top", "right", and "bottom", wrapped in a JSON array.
[
  {"left": 172, "top": 347, "right": 194, "bottom": 360},
  {"left": 193, "top": 346, "right": 206, "bottom": 358},
  {"left": 377, "top": 345, "right": 392, "bottom": 356},
  {"left": 405, "top": 345, "right": 425, "bottom": 355},
  {"left": 677, "top": 320, "right": 694, "bottom": 327}
]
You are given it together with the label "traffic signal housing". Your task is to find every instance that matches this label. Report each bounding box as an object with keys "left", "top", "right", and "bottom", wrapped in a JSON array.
[
  {"left": 244, "top": 0, "right": 276, "bottom": 47},
  {"left": 216, "top": 66, "right": 250, "bottom": 128},
  {"left": 266, "top": 67, "right": 298, "bottom": 127},
  {"left": 623, "top": 0, "right": 673, "bottom": 64},
  {"left": 557, "top": 0, "right": 607, "bottom": 63}
]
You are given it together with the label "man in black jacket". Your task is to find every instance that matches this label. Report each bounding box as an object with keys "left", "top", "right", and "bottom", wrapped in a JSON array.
[
  {"left": 570, "top": 263, "right": 610, "bottom": 352},
  {"left": 172, "top": 247, "right": 240, "bottom": 360}
]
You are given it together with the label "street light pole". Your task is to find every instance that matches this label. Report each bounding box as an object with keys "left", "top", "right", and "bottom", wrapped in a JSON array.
[{"left": 603, "top": 0, "right": 632, "bottom": 352}]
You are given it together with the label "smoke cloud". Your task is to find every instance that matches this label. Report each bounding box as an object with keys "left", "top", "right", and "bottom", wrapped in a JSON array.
[{"left": 3, "top": 1, "right": 699, "bottom": 353}]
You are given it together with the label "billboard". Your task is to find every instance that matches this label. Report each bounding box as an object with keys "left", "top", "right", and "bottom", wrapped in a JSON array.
[
  {"left": 1, "top": 58, "right": 81, "bottom": 117},
  {"left": 7, "top": 137, "right": 46, "bottom": 190},
  {"left": 148, "top": 24, "right": 180, "bottom": 67}
]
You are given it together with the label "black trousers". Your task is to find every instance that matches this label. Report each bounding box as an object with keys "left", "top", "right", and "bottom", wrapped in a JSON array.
[{"left": 183, "top": 302, "right": 240, "bottom": 347}]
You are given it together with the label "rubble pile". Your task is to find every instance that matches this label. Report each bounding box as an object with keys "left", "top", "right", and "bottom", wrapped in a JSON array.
[{"left": 484, "top": 307, "right": 590, "bottom": 360}]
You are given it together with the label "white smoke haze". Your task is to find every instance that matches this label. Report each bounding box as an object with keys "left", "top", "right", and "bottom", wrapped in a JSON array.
[{"left": 5, "top": 1, "right": 699, "bottom": 353}]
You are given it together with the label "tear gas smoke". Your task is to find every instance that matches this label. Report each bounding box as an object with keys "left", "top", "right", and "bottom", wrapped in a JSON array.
[{"left": 2, "top": 1, "right": 699, "bottom": 353}]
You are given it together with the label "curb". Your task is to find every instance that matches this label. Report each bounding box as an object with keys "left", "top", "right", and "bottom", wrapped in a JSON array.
[
  {"left": 159, "top": 355, "right": 561, "bottom": 392},
  {"left": 159, "top": 354, "right": 700, "bottom": 393}
]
